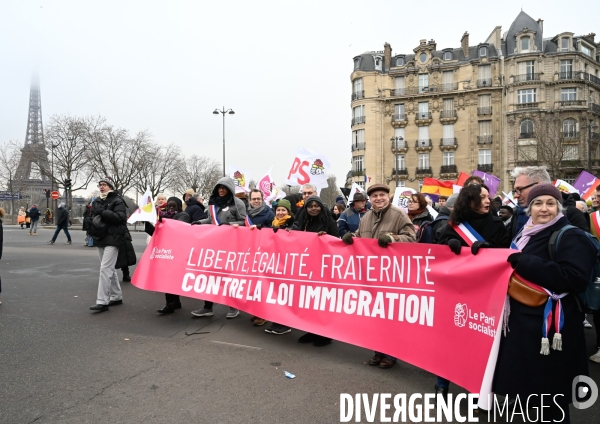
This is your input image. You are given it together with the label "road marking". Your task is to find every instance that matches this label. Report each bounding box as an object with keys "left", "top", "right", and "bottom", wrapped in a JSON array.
[{"left": 211, "top": 341, "right": 262, "bottom": 350}]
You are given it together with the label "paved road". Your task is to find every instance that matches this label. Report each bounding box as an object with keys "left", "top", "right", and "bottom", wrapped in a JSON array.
[{"left": 1, "top": 225, "right": 598, "bottom": 423}]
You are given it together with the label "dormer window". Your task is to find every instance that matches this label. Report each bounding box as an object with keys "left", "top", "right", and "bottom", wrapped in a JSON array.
[
  {"left": 419, "top": 53, "right": 428, "bottom": 63},
  {"left": 374, "top": 55, "right": 382, "bottom": 71},
  {"left": 443, "top": 51, "right": 452, "bottom": 61},
  {"left": 520, "top": 37, "right": 530, "bottom": 52},
  {"left": 561, "top": 37, "right": 570, "bottom": 52},
  {"left": 396, "top": 57, "right": 405, "bottom": 66},
  {"left": 354, "top": 57, "right": 361, "bottom": 70},
  {"left": 581, "top": 44, "right": 593, "bottom": 57},
  {"left": 479, "top": 46, "right": 488, "bottom": 57}
]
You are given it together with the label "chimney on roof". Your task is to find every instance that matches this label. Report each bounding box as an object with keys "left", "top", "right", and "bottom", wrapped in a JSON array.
[
  {"left": 537, "top": 19, "right": 544, "bottom": 33},
  {"left": 384, "top": 42, "right": 392, "bottom": 70},
  {"left": 461, "top": 32, "right": 469, "bottom": 58},
  {"left": 583, "top": 33, "right": 596, "bottom": 43}
]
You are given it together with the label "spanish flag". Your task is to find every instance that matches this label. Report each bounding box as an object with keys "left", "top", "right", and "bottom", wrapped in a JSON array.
[{"left": 421, "top": 178, "right": 454, "bottom": 198}]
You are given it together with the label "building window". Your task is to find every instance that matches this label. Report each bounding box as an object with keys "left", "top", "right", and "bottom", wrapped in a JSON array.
[
  {"left": 561, "top": 37, "right": 569, "bottom": 52},
  {"left": 397, "top": 180, "right": 406, "bottom": 188},
  {"left": 353, "top": 78, "right": 363, "bottom": 94},
  {"left": 418, "top": 126, "right": 430, "bottom": 143},
  {"left": 418, "top": 74, "right": 429, "bottom": 93},
  {"left": 581, "top": 44, "right": 593, "bottom": 57},
  {"left": 418, "top": 102, "right": 429, "bottom": 118},
  {"left": 394, "top": 127, "right": 405, "bottom": 141},
  {"left": 442, "top": 71, "right": 454, "bottom": 90},
  {"left": 396, "top": 57, "right": 405, "bottom": 66},
  {"left": 352, "top": 129, "right": 365, "bottom": 150},
  {"left": 394, "top": 76, "right": 405, "bottom": 95},
  {"left": 419, "top": 53, "right": 428, "bottom": 63},
  {"left": 560, "top": 60, "right": 573, "bottom": 79},
  {"left": 520, "top": 119, "right": 534, "bottom": 137},
  {"left": 478, "top": 65, "right": 491, "bottom": 86},
  {"left": 396, "top": 154, "right": 406, "bottom": 170},
  {"left": 442, "top": 124, "right": 454, "bottom": 142},
  {"left": 418, "top": 153, "right": 430, "bottom": 168},
  {"left": 561, "top": 88, "right": 577, "bottom": 101},
  {"left": 394, "top": 104, "right": 405, "bottom": 117},
  {"left": 443, "top": 98, "right": 454, "bottom": 112},
  {"left": 479, "top": 149, "right": 492, "bottom": 164},
  {"left": 354, "top": 58, "right": 361, "bottom": 70},
  {"left": 353, "top": 105, "right": 364, "bottom": 118},
  {"left": 443, "top": 51, "right": 452, "bottom": 61},
  {"left": 443, "top": 151, "right": 455, "bottom": 166},
  {"left": 479, "top": 46, "right": 487, "bottom": 57},
  {"left": 563, "top": 145, "right": 579, "bottom": 160},
  {"left": 353, "top": 155, "right": 364, "bottom": 172},
  {"left": 518, "top": 88, "right": 536, "bottom": 104},
  {"left": 479, "top": 120, "right": 492, "bottom": 137},
  {"left": 373, "top": 56, "right": 382, "bottom": 71},
  {"left": 520, "top": 37, "right": 531, "bottom": 52},
  {"left": 563, "top": 119, "right": 577, "bottom": 137},
  {"left": 517, "top": 61, "right": 535, "bottom": 79}
]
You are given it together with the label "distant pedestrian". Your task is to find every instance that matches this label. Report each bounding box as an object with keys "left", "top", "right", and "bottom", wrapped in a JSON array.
[
  {"left": 47, "top": 203, "right": 72, "bottom": 245},
  {"left": 0, "top": 207, "right": 4, "bottom": 305},
  {"left": 18, "top": 207, "right": 26, "bottom": 229},
  {"left": 28, "top": 204, "right": 40, "bottom": 236}
]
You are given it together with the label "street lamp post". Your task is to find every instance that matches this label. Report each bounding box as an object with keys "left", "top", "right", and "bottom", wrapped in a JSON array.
[
  {"left": 213, "top": 107, "right": 235, "bottom": 177},
  {"left": 390, "top": 136, "right": 404, "bottom": 188},
  {"left": 583, "top": 120, "right": 599, "bottom": 172}
]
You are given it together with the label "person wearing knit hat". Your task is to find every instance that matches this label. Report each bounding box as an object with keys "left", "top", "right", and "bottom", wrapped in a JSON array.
[
  {"left": 88, "top": 177, "right": 128, "bottom": 312},
  {"left": 496, "top": 183, "right": 597, "bottom": 421},
  {"left": 182, "top": 188, "right": 194, "bottom": 211}
]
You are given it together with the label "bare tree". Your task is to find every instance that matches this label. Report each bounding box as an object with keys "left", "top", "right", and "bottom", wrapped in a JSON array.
[
  {"left": 85, "top": 120, "right": 151, "bottom": 195},
  {"left": 319, "top": 175, "right": 341, "bottom": 207},
  {"left": 132, "top": 143, "right": 183, "bottom": 198},
  {"left": 0, "top": 141, "right": 25, "bottom": 219},
  {"left": 173, "top": 155, "right": 222, "bottom": 198}
]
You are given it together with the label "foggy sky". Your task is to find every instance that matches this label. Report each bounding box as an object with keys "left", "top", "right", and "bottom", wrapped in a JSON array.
[{"left": 1, "top": 0, "right": 597, "bottom": 195}]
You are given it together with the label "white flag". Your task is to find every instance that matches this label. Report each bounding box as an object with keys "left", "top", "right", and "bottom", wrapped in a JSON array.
[
  {"left": 229, "top": 166, "right": 251, "bottom": 194},
  {"left": 347, "top": 183, "right": 365, "bottom": 204},
  {"left": 284, "top": 147, "right": 331, "bottom": 190},
  {"left": 127, "top": 187, "right": 157, "bottom": 224}
]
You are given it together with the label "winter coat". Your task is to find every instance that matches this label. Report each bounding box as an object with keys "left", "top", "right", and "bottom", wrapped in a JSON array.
[
  {"left": 272, "top": 216, "right": 295, "bottom": 230},
  {"left": 438, "top": 210, "right": 510, "bottom": 248},
  {"left": 198, "top": 177, "right": 247, "bottom": 226},
  {"left": 28, "top": 207, "right": 40, "bottom": 221},
  {"left": 248, "top": 205, "right": 275, "bottom": 228},
  {"left": 292, "top": 214, "right": 339, "bottom": 237},
  {"left": 432, "top": 206, "right": 451, "bottom": 243},
  {"left": 562, "top": 194, "right": 590, "bottom": 232},
  {"left": 56, "top": 206, "right": 69, "bottom": 227},
  {"left": 493, "top": 216, "right": 595, "bottom": 402},
  {"left": 90, "top": 191, "right": 128, "bottom": 247},
  {"left": 115, "top": 228, "right": 137, "bottom": 269},
  {"left": 184, "top": 197, "right": 207, "bottom": 222},
  {"left": 338, "top": 205, "right": 369, "bottom": 236},
  {"left": 145, "top": 211, "right": 190, "bottom": 237},
  {"left": 355, "top": 204, "right": 416, "bottom": 242},
  {"left": 409, "top": 209, "right": 433, "bottom": 228}
]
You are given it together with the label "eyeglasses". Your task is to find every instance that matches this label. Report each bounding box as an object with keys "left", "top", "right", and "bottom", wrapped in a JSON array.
[
  {"left": 512, "top": 182, "right": 538, "bottom": 195},
  {"left": 408, "top": 200, "right": 417, "bottom": 204},
  {"left": 302, "top": 191, "right": 314, "bottom": 196},
  {"left": 250, "top": 198, "right": 262, "bottom": 202},
  {"left": 98, "top": 183, "right": 108, "bottom": 188}
]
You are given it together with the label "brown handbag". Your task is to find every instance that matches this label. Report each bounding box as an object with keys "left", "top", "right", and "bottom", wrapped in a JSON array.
[{"left": 507, "top": 272, "right": 548, "bottom": 307}]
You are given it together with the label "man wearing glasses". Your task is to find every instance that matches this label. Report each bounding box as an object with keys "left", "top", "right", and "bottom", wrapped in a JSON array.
[{"left": 509, "top": 166, "right": 551, "bottom": 237}]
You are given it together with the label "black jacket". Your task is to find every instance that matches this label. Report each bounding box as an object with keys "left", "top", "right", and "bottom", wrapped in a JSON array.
[
  {"left": 432, "top": 206, "right": 451, "bottom": 243},
  {"left": 292, "top": 212, "right": 339, "bottom": 237},
  {"left": 145, "top": 211, "right": 190, "bottom": 236},
  {"left": 410, "top": 209, "right": 433, "bottom": 228},
  {"left": 90, "top": 192, "right": 128, "bottom": 247},
  {"left": 493, "top": 216, "right": 595, "bottom": 401},
  {"left": 184, "top": 197, "right": 206, "bottom": 222},
  {"left": 56, "top": 206, "right": 69, "bottom": 227},
  {"left": 562, "top": 194, "right": 590, "bottom": 232},
  {"left": 439, "top": 210, "right": 510, "bottom": 248}
]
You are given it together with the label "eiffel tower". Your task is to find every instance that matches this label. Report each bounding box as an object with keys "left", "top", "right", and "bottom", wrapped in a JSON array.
[{"left": 14, "top": 76, "right": 51, "bottom": 193}]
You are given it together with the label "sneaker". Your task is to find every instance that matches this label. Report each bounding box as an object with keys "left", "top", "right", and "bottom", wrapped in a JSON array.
[
  {"left": 47, "top": 240, "right": 54, "bottom": 245},
  {"left": 584, "top": 318, "right": 593, "bottom": 328},
  {"left": 226, "top": 308, "right": 240, "bottom": 319},
  {"left": 266, "top": 324, "right": 291, "bottom": 335},
  {"left": 191, "top": 308, "right": 214, "bottom": 317},
  {"left": 590, "top": 348, "right": 600, "bottom": 363},
  {"left": 65, "top": 241, "right": 72, "bottom": 245},
  {"left": 33, "top": 233, "right": 37, "bottom": 236}
]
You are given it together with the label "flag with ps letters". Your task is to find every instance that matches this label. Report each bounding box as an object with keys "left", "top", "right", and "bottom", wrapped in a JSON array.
[{"left": 127, "top": 187, "right": 157, "bottom": 224}]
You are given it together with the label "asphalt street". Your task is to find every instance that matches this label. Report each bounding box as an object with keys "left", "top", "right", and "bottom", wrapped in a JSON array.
[{"left": 0, "top": 225, "right": 599, "bottom": 424}]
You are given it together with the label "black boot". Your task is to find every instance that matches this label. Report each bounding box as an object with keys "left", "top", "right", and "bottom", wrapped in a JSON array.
[{"left": 157, "top": 302, "right": 181, "bottom": 314}]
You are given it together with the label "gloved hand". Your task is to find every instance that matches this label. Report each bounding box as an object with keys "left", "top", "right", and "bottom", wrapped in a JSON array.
[
  {"left": 191, "top": 220, "right": 201, "bottom": 225},
  {"left": 507, "top": 252, "right": 522, "bottom": 269},
  {"left": 272, "top": 227, "right": 279, "bottom": 233},
  {"left": 342, "top": 233, "right": 354, "bottom": 245},
  {"left": 471, "top": 241, "right": 492, "bottom": 255},
  {"left": 378, "top": 233, "right": 394, "bottom": 248},
  {"left": 448, "top": 239, "right": 462, "bottom": 255}
]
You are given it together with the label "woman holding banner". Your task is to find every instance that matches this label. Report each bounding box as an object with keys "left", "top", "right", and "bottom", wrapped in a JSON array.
[
  {"left": 436, "top": 184, "right": 510, "bottom": 398},
  {"left": 494, "top": 183, "right": 596, "bottom": 423}
]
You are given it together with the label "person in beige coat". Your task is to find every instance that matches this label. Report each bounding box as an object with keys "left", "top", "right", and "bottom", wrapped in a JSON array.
[{"left": 342, "top": 183, "right": 416, "bottom": 369}]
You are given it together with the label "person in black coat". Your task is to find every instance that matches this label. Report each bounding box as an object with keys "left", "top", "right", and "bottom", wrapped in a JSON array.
[
  {"left": 292, "top": 196, "right": 339, "bottom": 347},
  {"left": 184, "top": 193, "right": 206, "bottom": 222},
  {"left": 562, "top": 192, "right": 590, "bottom": 232},
  {"left": 88, "top": 177, "right": 128, "bottom": 312},
  {"left": 495, "top": 184, "right": 596, "bottom": 423},
  {"left": 47, "top": 203, "right": 72, "bottom": 244},
  {"left": 145, "top": 197, "right": 191, "bottom": 314}
]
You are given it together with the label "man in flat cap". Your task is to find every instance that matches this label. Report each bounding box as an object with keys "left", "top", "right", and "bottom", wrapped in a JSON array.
[{"left": 342, "top": 183, "right": 416, "bottom": 369}]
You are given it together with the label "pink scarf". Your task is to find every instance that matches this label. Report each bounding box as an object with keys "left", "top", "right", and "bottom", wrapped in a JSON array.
[{"left": 514, "top": 213, "right": 564, "bottom": 251}]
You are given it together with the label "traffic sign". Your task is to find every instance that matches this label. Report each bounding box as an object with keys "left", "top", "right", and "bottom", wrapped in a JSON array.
[{"left": 51, "top": 191, "right": 60, "bottom": 200}]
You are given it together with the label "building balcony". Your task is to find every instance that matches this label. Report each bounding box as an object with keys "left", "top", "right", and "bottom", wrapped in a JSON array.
[
  {"left": 440, "top": 165, "right": 458, "bottom": 174},
  {"left": 516, "top": 102, "right": 539, "bottom": 110},
  {"left": 440, "top": 83, "right": 458, "bottom": 91},
  {"left": 390, "top": 87, "right": 418, "bottom": 96},
  {"left": 577, "top": 71, "right": 600, "bottom": 88},
  {"left": 391, "top": 139, "right": 408, "bottom": 154},
  {"left": 477, "top": 135, "right": 493, "bottom": 144},
  {"left": 559, "top": 71, "right": 574, "bottom": 80},
  {"left": 439, "top": 110, "right": 458, "bottom": 124},
  {"left": 562, "top": 131, "right": 579, "bottom": 141},
  {"left": 590, "top": 103, "right": 600, "bottom": 115},
  {"left": 415, "top": 167, "right": 433, "bottom": 177},
  {"left": 351, "top": 91, "right": 364, "bottom": 101},
  {"left": 513, "top": 73, "right": 541, "bottom": 83},
  {"left": 351, "top": 142, "right": 365, "bottom": 151},
  {"left": 391, "top": 168, "right": 409, "bottom": 177},
  {"left": 477, "top": 78, "right": 492, "bottom": 88},
  {"left": 519, "top": 132, "right": 535, "bottom": 139},
  {"left": 477, "top": 107, "right": 492, "bottom": 115},
  {"left": 477, "top": 164, "right": 493, "bottom": 173},
  {"left": 415, "top": 112, "right": 433, "bottom": 126},
  {"left": 439, "top": 138, "right": 458, "bottom": 151},
  {"left": 556, "top": 100, "right": 586, "bottom": 108},
  {"left": 561, "top": 160, "right": 583, "bottom": 168},
  {"left": 350, "top": 170, "right": 364, "bottom": 177},
  {"left": 351, "top": 116, "right": 365, "bottom": 126},
  {"left": 516, "top": 160, "right": 539, "bottom": 166},
  {"left": 415, "top": 139, "right": 433, "bottom": 152},
  {"left": 391, "top": 113, "right": 408, "bottom": 128}
]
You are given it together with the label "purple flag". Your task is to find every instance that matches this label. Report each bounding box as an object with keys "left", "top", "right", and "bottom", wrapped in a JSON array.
[
  {"left": 472, "top": 170, "right": 501, "bottom": 196},
  {"left": 573, "top": 170, "right": 598, "bottom": 194}
]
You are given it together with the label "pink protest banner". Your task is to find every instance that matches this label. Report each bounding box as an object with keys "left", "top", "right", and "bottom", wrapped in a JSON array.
[{"left": 132, "top": 220, "right": 514, "bottom": 395}]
